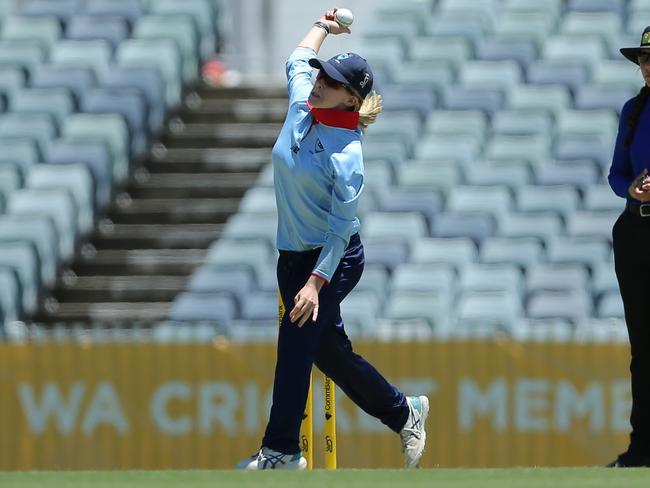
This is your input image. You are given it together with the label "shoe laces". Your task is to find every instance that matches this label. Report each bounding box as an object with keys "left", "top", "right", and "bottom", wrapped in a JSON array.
[
  {"left": 400, "top": 414, "right": 422, "bottom": 451},
  {"left": 259, "top": 449, "right": 289, "bottom": 469}
]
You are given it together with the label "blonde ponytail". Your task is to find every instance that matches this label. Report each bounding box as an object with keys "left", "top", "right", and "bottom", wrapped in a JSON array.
[{"left": 356, "top": 91, "right": 382, "bottom": 133}]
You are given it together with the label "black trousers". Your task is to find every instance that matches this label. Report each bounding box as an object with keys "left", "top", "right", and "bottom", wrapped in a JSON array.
[
  {"left": 613, "top": 209, "right": 650, "bottom": 454},
  {"left": 261, "top": 234, "right": 409, "bottom": 454}
]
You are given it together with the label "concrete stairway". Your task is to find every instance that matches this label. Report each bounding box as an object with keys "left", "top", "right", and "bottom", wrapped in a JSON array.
[{"left": 35, "top": 85, "right": 287, "bottom": 324}]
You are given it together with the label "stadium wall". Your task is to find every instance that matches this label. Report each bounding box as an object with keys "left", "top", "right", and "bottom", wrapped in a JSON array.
[{"left": 0, "top": 340, "right": 630, "bottom": 469}]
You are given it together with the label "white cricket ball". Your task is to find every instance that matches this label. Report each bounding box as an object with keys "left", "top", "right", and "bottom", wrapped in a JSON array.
[{"left": 335, "top": 8, "right": 354, "bottom": 27}]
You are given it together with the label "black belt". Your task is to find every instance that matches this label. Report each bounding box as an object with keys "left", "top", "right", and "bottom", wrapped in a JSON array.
[{"left": 626, "top": 202, "right": 650, "bottom": 217}]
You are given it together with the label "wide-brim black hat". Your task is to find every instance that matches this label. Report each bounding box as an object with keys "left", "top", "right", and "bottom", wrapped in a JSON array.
[{"left": 620, "top": 26, "right": 650, "bottom": 65}]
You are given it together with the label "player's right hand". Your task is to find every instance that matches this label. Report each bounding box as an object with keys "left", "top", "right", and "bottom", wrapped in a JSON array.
[{"left": 319, "top": 9, "right": 351, "bottom": 35}]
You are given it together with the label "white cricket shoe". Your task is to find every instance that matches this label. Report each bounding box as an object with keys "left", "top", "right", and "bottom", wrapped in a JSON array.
[
  {"left": 399, "top": 395, "right": 429, "bottom": 468},
  {"left": 235, "top": 452, "right": 259, "bottom": 470},
  {"left": 251, "top": 447, "right": 307, "bottom": 470}
]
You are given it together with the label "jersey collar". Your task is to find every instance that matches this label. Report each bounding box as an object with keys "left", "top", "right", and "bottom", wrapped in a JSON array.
[{"left": 307, "top": 101, "right": 359, "bottom": 130}]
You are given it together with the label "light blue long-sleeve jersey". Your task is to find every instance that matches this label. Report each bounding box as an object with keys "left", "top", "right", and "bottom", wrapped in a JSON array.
[{"left": 272, "top": 46, "right": 364, "bottom": 283}]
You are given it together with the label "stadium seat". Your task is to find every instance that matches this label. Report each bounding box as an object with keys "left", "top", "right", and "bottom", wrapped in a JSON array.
[
  {"left": 379, "top": 86, "right": 436, "bottom": 121},
  {"left": 241, "top": 292, "right": 277, "bottom": 321},
  {"left": 133, "top": 15, "right": 200, "bottom": 83},
  {"left": 526, "top": 263, "right": 590, "bottom": 293},
  {"left": 340, "top": 291, "right": 382, "bottom": 333},
  {"left": 374, "top": 187, "right": 442, "bottom": 221},
  {"left": 0, "top": 240, "right": 40, "bottom": 314},
  {"left": 19, "top": 0, "right": 81, "bottom": 22},
  {"left": 460, "top": 263, "right": 523, "bottom": 295},
  {"left": 430, "top": 211, "right": 496, "bottom": 243},
  {"left": 560, "top": 10, "right": 623, "bottom": 50},
  {"left": 534, "top": 161, "right": 601, "bottom": 189},
  {"left": 409, "top": 36, "right": 471, "bottom": 71},
  {"left": 428, "top": 12, "right": 490, "bottom": 47},
  {"left": 596, "top": 290, "right": 624, "bottom": 318},
  {"left": 205, "top": 240, "right": 275, "bottom": 280},
  {"left": 507, "top": 84, "right": 571, "bottom": 118},
  {"left": 371, "top": 111, "right": 422, "bottom": 149},
  {"left": 512, "top": 318, "right": 575, "bottom": 342},
  {"left": 446, "top": 186, "right": 513, "bottom": 219},
  {"left": 574, "top": 318, "right": 627, "bottom": 343},
  {"left": 425, "top": 110, "right": 487, "bottom": 143},
  {"left": 99, "top": 67, "right": 167, "bottom": 132},
  {"left": 47, "top": 139, "right": 113, "bottom": 211},
  {"left": 0, "top": 161, "right": 21, "bottom": 202},
  {"left": 0, "top": 66, "right": 26, "bottom": 95},
  {"left": 476, "top": 37, "right": 537, "bottom": 67},
  {"left": 546, "top": 236, "right": 611, "bottom": 270},
  {"left": 390, "top": 61, "right": 454, "bottom": 95},
  {"left": 0, "top": 214, "right": 59, "bottom": 288},
  {"left": 391, "top": 262, "right": 456, "bottom": 294},
  {"left": 149, "top": 0, "right": 218, "bottom": 60},
  {"left": 483, "top": 134, "right": 550, "bottom": 167},
  {"left": 354, "top": 264, "right": 390, "bottom": 301},
  {"left": 9, "top": 88, "right": 74, "bottom": 126},
  {"left": 82, "top": 0, "right": 144, "bottom": 27},
  {"left": 411, "top": 237, "right": 478, "bottom": 272},
  {"left": 0, "top": 266, "right": 20, "bottom": 322},
  {"left": 187, "top": 266, "right": 253, "bottom": 307},
  {"left": 66, "top": 15, "right": 129, "bottom": 49},
  {"left": 526, "top": 60, "right": 589, "bottom": 92},
  {"left": 222, "top": 213, "right": 276, "bottom": 247},
  {"left": 0, "top": 15, "right": 61, "bottom": 47},
  {"left": 566, "top": 211, "right": 619, "bottom": 240},
  {"left": 361, "top": 237, "right": 410, "bottom": 272},
  {"left": 0, "top": 40, "right": 46, "bottom": 79},
  {"left": 497, "top": 212, "right": 563, "bottom": 242},
  {"left": 555, "top": 137, "right": 613, "bottom": 172},
  {"left": 49, "top": 40, "right": 112, "bottom": 77},
  {"left": 362, "top": 211, "right": 428, "bottom": 243},
  {"left": 460, "top": 60, "right": 523, "bottom": 91},
  {"left": 491, "top": 110, "right": 553, "bottom": 138},
  {"left": 415, "top": 134, "right": 480, "bottom": 164},
  {"left": 441, "top": 86, "right": 504, "bottom": 115},
  {"left": 542, "top": 35, "right": 607, "bottom": 68},
  {"left": 480, "top": 236, "right": 544, "bottom": 268},
  {"left": 515, "top": 185, "right": 579, "bottom": 220},
  {"left": 591, "top": 260, "right": 619, "bottom": 297},
  {"left": 583, "top": 185, "right": 624, "bottom": 212},
  {"left": 527, "top": 289, "right": 593, "bottom": 324},
  {"left": 568, "top": 0, "right": 624, "bottom": 13},
  {"left": 170, "top": 292, "right": 235, "bottom": 325},
  {"left": 30, "top": 65, "right": 96, "bottom": 107},
  {"left": 455, "top": 290, "right": 523, "bottom": 331},
  {"left": 62, "top": 113, "right": 130, "bottom": 183},
  {"left": 464, "top": 161, "right": 532, "bottom": 187},
  {"left": 0, "top": 139, "right": 39, "bottom": 176},
  {"left": 80, "top": 88, "right": 149, "bottom": 157},
  {"left": 7, "top": 188, "right": 78, "bottom": 262},
  {"left": 592, "top": 60, "right": 641, "bottom": 90},
  {"left": 575, "top": 84, "right": 636, "bottom": 113},
  {"left": 0, "top": 113, "right": 56, "bottom": 159},
  {"left": 494, "top": 12, "right": 555, "bottom": 48},
  {"left": 396, "top": 162, "right": 462, "bottom": 193},
  {"left": 26, "top": 163, "right": 94, "bottom": 235},
  {"left": 116, "top": 39, "right": 182, "bottom": 107},
  {"left": 504, "top": 0, "right": 563, "bottom": 16},
  {"left": 384, "top": 290, "right": 451, "bottom": 327}
]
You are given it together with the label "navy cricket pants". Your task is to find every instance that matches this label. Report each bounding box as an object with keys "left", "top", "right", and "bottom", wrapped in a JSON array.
[{"left": 262, "top": 233, "right": 409, "bottom": 454}]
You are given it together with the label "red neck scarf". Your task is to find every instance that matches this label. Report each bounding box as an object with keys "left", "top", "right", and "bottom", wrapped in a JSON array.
[{"left": 307, "top": 101, "right": 359, "bottom": 130}]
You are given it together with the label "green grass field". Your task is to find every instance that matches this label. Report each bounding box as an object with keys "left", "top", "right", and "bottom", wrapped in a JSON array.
[{"left": 0, "top": 469, "right": 649, "bottom": 488}]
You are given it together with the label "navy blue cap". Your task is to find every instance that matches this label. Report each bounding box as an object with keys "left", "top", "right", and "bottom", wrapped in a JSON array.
[{"left": 309, "top": 52, "right": 373, "bottom": 99}]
